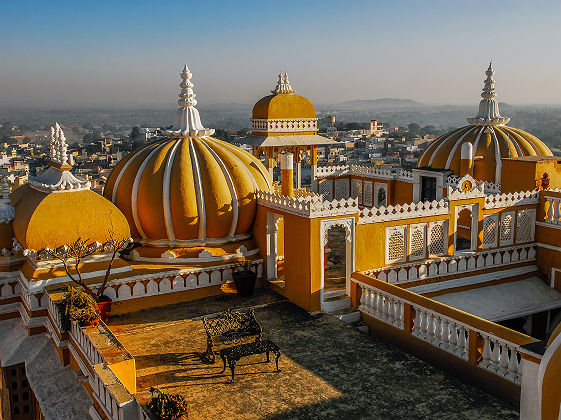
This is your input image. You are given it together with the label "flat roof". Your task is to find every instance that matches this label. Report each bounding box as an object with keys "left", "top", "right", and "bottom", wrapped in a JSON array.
[
  {"left": 433, "top": 277, "right": 561, "bottom": 322},
  {"left": 107, "top": 290, "right": 517, "bottom": 419},
  {"left": 502, "top": 155, "right": 561, "bottom": 162}
]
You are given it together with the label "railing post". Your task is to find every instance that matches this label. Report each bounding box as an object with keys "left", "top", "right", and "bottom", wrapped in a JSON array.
[
  {"left": 402, "top": 303, "right": 413, "bottom": 333},
  {"left": 468, "top": 330, "right": 479, "bottom": 365}
]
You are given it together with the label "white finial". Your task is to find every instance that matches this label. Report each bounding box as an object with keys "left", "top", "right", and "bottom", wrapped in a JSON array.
[
  {"left": 467, "top": 63, "right": 510, "bottom": 126},
  {"left": 0, "top": 175, "right": 14, "bottom": 223},
  {"left": 272, "top": 71, "right": 294, "bottom": 94},
  {"left": 49, "top": 126, "right": 56, "bottom": 160},
  {"left": 163, "top": 64, "right": 214, "bottom": 138},
  {"left": 59, "top": 127, "right": 68, "bottom": 165}
]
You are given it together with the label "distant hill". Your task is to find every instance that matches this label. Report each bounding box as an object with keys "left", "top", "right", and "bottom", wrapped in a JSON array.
[{"left": 324, "top": 98, "right": 425, "bottom": 111}]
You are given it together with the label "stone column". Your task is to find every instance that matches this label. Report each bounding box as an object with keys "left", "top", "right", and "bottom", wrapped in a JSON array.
[
  {"left": 311, "top": 146, "right": 318, "bottom": 193},
  {"left": 294, "top": 150, "right": 302, "bottom": 190},
  {"left": 280, "top": 152, "right": 294, "bottom": 197},
  {"left": 460, "top": 142, "right": 473, "bottom": 177}
]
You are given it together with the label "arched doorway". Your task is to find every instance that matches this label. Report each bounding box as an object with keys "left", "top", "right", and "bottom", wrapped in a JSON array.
[
  {"left": 320, "top": 218, "right": 355, "bottom": 304},
  {"left": 454, "top": 204, "right": 478, "bottom": 253},
  {"left": 324, "top": 225, "right": 347, "bottom": 293}
]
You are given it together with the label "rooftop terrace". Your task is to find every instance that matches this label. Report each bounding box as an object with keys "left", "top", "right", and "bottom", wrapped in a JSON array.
[{"left": 108, "top": 290, "right": 519, "bottom": 419}]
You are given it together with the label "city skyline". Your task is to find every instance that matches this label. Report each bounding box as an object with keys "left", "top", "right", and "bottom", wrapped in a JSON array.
[{"left": 2, "top": 0, "right": 561, "bottom": 108}]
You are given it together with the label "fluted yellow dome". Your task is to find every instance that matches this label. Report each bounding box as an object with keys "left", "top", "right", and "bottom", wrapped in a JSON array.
[
  {"left": 417, "top": 64, "right": 553, "bottom": 183},
  {"left": 104, "top": 136, "right": 271, "bottom": 247},
  {"left": 417, "top": 125, "right": 552, "bottom": 182}
]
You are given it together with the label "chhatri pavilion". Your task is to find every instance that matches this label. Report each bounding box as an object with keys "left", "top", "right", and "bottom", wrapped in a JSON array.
[{"left": 1, "top": 63, "right": 561, "bottom": 419}]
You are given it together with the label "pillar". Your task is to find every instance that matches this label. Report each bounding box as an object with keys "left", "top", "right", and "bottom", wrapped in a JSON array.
[
  {"left": 294, "top": 150, "right": 302, "bottom": 190},
  {"left": 311, "top": 146, "right": 318, "bottom": 193},
  {"left": 460, "top": 142, "right": 473, "bottom": 177},
  {"left": 280, "top": 152, "right": 294, "bottom": 197},
  {"left": 267, "top": 148, "right": 277, "bottom": 179}
]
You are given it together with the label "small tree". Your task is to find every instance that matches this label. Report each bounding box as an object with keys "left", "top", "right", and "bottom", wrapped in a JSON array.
[
  {"left": 129, "top": 126, "right": 141, "bottom": 142},
  {"left": 45, "top": 231, "right": 132, "bottom": 301}
]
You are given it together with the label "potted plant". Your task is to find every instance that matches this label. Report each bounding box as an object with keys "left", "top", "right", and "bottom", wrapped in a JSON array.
[
  {"left": 230, "top": 257, "right": 257, "bottom": 297},
  {"left": 147, "top": 388, "right": 188, "bottom": 420},
  {"left": 57, "top": 285, "right": 100, "bottom": 329}
]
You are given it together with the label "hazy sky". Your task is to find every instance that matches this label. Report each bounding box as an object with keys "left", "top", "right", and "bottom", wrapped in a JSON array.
[{"left": 2, "top": 0, "right": 561, "bottom": 108}]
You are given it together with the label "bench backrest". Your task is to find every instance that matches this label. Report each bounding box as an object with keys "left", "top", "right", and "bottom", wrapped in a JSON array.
[{"left": 203, "top": 309, "right": 262, "bottom": 345}]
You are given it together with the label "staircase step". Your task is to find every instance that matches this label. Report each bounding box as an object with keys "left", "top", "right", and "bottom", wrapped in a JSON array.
[
  {"left": 323, "top": 289, "right": 347, "bottom": 299},
  {"left": 321, "top": 296, "right": 351, "bottom": 312},
  {"left": 355, "top": 322, "right": 370, "bottom": 334}
]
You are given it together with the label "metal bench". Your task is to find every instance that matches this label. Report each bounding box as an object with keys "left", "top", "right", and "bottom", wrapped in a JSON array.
[
  {"left": 219, "top": 339, "right": 281, "bottom": 383},
  {"left": 202, "top": 308, "right": 262, "bottom": 363}
]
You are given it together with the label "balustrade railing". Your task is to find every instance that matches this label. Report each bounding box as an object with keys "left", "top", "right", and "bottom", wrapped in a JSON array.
[
  {"left": 544, "top": 195, "right": 561, "bottom": 225},
  {"left": 70, "top": 322, "right": 104, "bottom": 366},
  {"left": 257, "top": 190, "right": 359, "bottom": 217},
  {"left": 353, "top": 274, "right": 532, "bottom": 384},
  {"left": 484, "top": 190, "right": 539, "bottom": 209},
  {"left": 359, "top": 199, "right": 449, "bottom": 224},
  {"left": 364, "top": 244, "right": 536, "bottom": 284},
  {"left": 46, "top": 293, "right": 64, "bottom": 332}
]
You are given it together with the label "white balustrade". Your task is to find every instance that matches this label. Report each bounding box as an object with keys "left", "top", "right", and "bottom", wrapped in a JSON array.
[
  {"left": 354, "top": 277, "right": 525, "bottom": 384},
  {"left": 46, "top": 293, "right": 64, "bottom": 332},
  {"left": 70, "top": 322, "right": 104, "bottom": 366},
  {"left": 484, "top": 190, "right": 539, "bottom": 209},
  {"left": 257, "top": 190, "right": 359, "bottom": 217},
  {"left": 358, "top": 283, "right": 404, "bottom": 329},
  {"left": 364, "top": 244, "right": 536, "bottom": 284},
  {"left": 544, "top": 196, "right": 561, "bottom": 225},
  {"left": 478, "top": 332, "right": 522, "bottom": 384},
  {"left": 359, "top": 200, "right": 449, "bottom": 224}
]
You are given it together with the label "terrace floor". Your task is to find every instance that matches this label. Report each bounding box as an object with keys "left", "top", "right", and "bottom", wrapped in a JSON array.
[{"left": 108, "top": 290, "right": 519, "bottom": 419}]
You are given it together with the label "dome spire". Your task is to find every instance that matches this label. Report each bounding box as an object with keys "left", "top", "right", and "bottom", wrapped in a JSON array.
[
  {"left": 467, "top": 63, "right": 510, "bottom": 126},
  {"left": 164, "top": 65, "right": 214, "bottom": 138},
  {"left": 49, "top": 122, "right": 70, "bottom": 169},
  {"left": 272, "top": 72, "right": 294, "bottom": 94}
]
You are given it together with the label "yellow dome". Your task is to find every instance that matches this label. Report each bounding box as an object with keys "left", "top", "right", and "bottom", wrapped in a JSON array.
[
  {"left": 417, "top": 125, "right": 552, "bottom": 182},
  {"left": 11, "top": 184, "right": 130, "bottom": 252},
  {"left": 252, "top": 93, "right": 316, "bottom": 120},
  {"left": 104, "top": 136, "right": 272, "bottom": 247}
]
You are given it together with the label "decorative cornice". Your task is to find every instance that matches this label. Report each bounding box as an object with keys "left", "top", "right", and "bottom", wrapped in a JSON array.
[
  {"left": 467, "top": 63, "right": 510, "bottom": 126},
  {"left": 162, "top": 65, "right": 215, "bottom": 138},
  {"left": 251, "top": 118, "right": 318, "bottom": 134}
]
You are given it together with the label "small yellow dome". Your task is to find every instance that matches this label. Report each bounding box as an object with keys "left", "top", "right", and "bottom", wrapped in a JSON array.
[
  {"left": 104, "top": 136, "right": 271, "bottom": 247},
  {"left": 252, "top": 93, "right": 316, "bottom": 120},
  {"left": 11, "top": 184, "right": 130, "bottom": 252},
  {"left": 417, "top": 125, "right": 552, "bottom": 182}
]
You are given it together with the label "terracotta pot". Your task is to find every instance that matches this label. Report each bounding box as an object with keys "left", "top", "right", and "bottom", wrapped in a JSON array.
[
  {"left": 232, "top": 271, "right": 257, "bottom": 297},
  {"left": 97, "top": 299, "right": 112, "bottom": 323}
]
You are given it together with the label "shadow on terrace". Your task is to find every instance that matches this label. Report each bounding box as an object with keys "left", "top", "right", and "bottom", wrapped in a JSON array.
[{"left": 108, "top": 289, "right": 519, "bottom": 419}]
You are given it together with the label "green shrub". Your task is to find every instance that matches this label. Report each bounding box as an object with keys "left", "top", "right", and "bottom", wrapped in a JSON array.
[{"left": 147, "top": 388, "right": 188, "bottom": 419}]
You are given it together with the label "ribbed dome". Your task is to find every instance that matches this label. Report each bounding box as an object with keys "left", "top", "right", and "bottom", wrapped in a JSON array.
[
  {"left": 417, "top": 64, "right": 553, "bottom": 183},
  {"left": 417, "top": 125, "right": 552, "bottom": 182},
  {"left": 104, "top": 136, "right": 271, "bottom": 247}
]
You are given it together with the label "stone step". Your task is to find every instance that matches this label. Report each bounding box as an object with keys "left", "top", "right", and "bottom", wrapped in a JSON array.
[
  {"left": 329, "top": 307, "right": 361, "bottom": 323},
  {"left": 354, "top": 321, "right": 370, "bottom": 334},
  {"left": 321, "top": 296, "right": 351, "bottom": 312},
  {"left": 323, "top": 289, "right": 347, "bottom": 299}
]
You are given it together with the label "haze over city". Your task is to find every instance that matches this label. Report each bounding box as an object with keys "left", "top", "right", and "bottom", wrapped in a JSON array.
[{"left": 2, "top": 0, "right": 561, "bottom": 108}]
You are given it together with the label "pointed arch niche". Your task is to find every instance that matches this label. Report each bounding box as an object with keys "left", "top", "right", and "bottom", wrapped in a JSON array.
[
  {"left": 320, "top": 218, "right": 355, "bottom": 300},
  {"left": 266, "top": 212, "right": 284, "bottom": 281}
]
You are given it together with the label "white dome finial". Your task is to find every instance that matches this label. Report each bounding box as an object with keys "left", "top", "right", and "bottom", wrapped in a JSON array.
[
  {"left": 0, "top": 175, "right": 14, "bottom": 223},
  {"left": 467, "top": 63, "right": 510, "bottom": 126},
  {"left": 49, "top": 122, "right": 69, "bottom": 167},
  {"left": 272, "top": 71, "right": 294, "bottom": 94},
  {"left": 164, "top": 65, "right": 214, "bottom": 138}
]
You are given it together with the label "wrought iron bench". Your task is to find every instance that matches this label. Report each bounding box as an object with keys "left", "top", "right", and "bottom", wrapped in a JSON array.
[
  {"left": 202, "top": 308, "right": 262, "bottom": 363},
  {"left": 219, "top": 339, "right": 281, "bottom": 383}
]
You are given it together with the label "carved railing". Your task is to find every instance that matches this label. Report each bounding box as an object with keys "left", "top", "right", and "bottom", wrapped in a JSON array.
[
  {"left": 484, "top": 190, "right": 539, "bottom": 209},
  {"left": 353, "top": 273, "right": 536, "bottom": 384},
  {"left": 70, "top": 322, "right": 105, "bottom": 366},
  {"left": 364, "top": 244, "right": 536, "bottom": 284},
  {"left": 446, "top": 175, "right": 501, "bottom": 194},
  {"left": 544, "top": 194, "right": 561, "bottom": 225},
  {"left": 46, "top": 293, "right": 64, "bottom": 332},
  {"left": 315, "top": 163, "right": 408, "bottom": 181},
  {"left": 257, "top": 190, "right": 359, "bottom": 217},
  {"left": 359, "top": 199, "right": 449, "bottom": 224}
]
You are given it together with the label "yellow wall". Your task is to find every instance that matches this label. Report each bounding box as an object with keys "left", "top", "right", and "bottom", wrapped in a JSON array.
[
  {"left": 391, "top": 180, "right": 414, "bottom": 205},
  {"left": 502, "top": 158, "right": 561, "bottom": 193}
]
